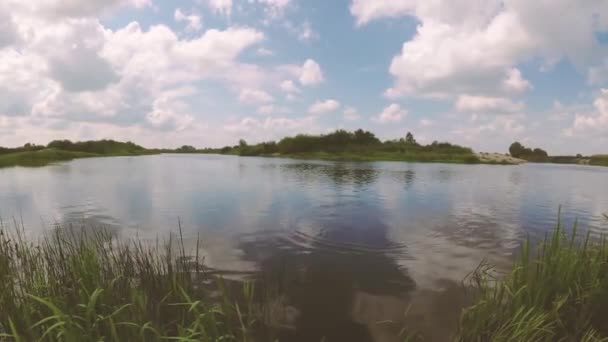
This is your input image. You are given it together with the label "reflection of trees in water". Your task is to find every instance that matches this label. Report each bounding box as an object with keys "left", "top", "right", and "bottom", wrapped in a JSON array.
[
  {"left": 281, "top": 163, "right": 380, "bottom": 187},
  {"left": 237, "top": 204, "right": 415, "bottom": 342}
]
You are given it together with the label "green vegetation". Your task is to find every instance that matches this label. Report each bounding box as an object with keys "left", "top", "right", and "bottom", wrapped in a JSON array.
[
  {"left": 0, "top": 140, "right": 156, "bottom": 168},
  {"left": 508, "top": 142, "right": 549, "bottom": 162},
  {"left": 590, "top": 155, "right": 608, "bottom": 166},
  {"left": 0, "top": 226, "right": 255, "bottom": 341},
  {"left": 212, "top": 129, "right": 481, "bottom": 164},
  {"left": 458, "top": 220, "right": 608, "bottom": 341},
  {"left": 0, "top": 149, "right": 97, "bottom": 168},
  {"left": 508, "top": 142, "right": 608, "bottom": 167},
  {"left": 2, "top": 216, "right": 608, "bottom": 341}
]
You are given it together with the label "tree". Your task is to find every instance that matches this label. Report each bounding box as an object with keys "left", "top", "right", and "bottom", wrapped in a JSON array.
[
  {"left": 405, "top": 132, "right": 417, "bottom": 145},
  {"left": 239, "top": 139, "right": 248, "bottom": 148},
  {"left": 532, "top": 148, "right": 548, "bottom": 157},
  {"left": 509, "top": 142, "right": 524, "bottom": 157}
]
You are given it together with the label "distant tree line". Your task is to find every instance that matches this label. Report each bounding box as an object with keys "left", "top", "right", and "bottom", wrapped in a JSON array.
[
  {"left": 215, "top": 129, "right": 476, "bottom": 160},
  {"left": 0, "top": 140, "right": 146, "bottom": 155},
  {"left": 509, "top": 142, "right": 549, "bottom": 161}
]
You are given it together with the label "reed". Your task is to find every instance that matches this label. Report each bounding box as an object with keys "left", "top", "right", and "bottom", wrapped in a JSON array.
[
  {"left": 0, "top": 222, "right": 255, "bottom": 341},
  {"left": 458, "top": 219, "right": 608, "bottom": 341}
]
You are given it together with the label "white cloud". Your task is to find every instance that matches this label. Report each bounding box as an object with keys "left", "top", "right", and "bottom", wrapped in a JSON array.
[
  {"left": 0, "top": 8, "right": 18, "bottom": 49},
  {"left": 223, "top": 115, "right": 319, "bottom": 142},
  {"left": 256, "top": 104, "right": 290, "bottom": 115},
  {"left": 277, "top": 59, "right": 325, "bottom": 87},
  {"left": 299, "top": 59, "right": 324, "bottom": 86},
  {"left": 255, "top": 0, "right": 291, "bottom": 18},
  {"left": 10, "top": 0, "right": 152, "bottom": 18},
  {"left": 588, "top": 60, "right": 608, "bottom": 86},
  {"left": 256, "top": 47, "right": 273, "bottom": 56},
  {"left": 568, "top": 89, "right": 608, "bottom": 135},
  {"left": 343, "top": 106, "right": 360, "bottom": 121},
  {"left": 204, "top": 0, "right": 232, "bottom": 16},
  {"left": 298, "top": 21, "right": 317, "bottom": 41},
  {"left": 174, "top": 8, "right": 202, "bottom": 32},
  {"left": 455, "top": 95, "right": 524, "bottom": 114},
  {"left": 238, "top": 88, "right": 274, "bottom": 104},
  {"left": 0, "top": 3, "right": 264, "bottom": 131},
  {"left": 502, "top": 68, "right": 532, "bottom": 93},
  {"left": 309, "top": 99, "right": 340, "bottom": 115},
  {"left": 257, "top": 105, "right": 275, "bottom": 115},
  {"left": 419, "top": 118, "right": 434, "bottom": 127},
  {"left": 373, "top": 103, "right": 406, "bottom": 123},
  {"left": 280, "top": 80, "right": 300, "bottom": 93},
  {"left": 353, "top": 0, "right": 608, "bottom": 98}
]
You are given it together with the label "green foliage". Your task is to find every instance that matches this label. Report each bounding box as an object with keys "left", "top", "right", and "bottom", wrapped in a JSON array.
[
  {"left": 458, "top": 220, "right": 608, "bottom": 341},
  {"left": 590, "top": 155, "right": 608, "bottom": 166},
  {"left": 0, "top": 149, "right": 97, "bottom": 168},
  {"left": 508, "top": 142, "right": 549, "bottom": 161},
  {"left": 405, "top": 132, "right": 417, "bottom": 146},
  {"left": 213, "top": 129, "right": 479, "bottom": 164},
  {"left": 175, "top": 145, "right": 197, "bottom": 153},
  {"left": 47, "top": 139, "right": 146, "bottom": 155},
  {"left": 0, "top": 140, "right": 156, "bottom": 169},
  {"left": 0, "top": 143, "right": 45, "bottom": 155},
  {"left": 0, "top": 224, "right": 255, "bottom": 341}
]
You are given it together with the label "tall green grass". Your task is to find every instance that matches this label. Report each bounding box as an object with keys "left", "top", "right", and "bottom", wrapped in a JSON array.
[
  {"left": 458, "top": 219, "right": 608, "bottom": 341},
  {"left": 0, "top": 223, "right": 255, "bottom": 341}
]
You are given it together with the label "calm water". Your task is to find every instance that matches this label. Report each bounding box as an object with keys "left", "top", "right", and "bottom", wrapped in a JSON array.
[{"left": 1, "top": 154, "right": 608, "bottom": 340}]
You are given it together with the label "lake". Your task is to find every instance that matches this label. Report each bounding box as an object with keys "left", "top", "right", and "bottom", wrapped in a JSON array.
[{"left": 1, "top": 154, "right": 607, "bottom": 340}]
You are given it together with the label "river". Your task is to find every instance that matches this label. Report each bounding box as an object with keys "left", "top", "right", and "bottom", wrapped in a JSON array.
[{"left": 1, "top": 154, "right": 607, "bottom": 340}]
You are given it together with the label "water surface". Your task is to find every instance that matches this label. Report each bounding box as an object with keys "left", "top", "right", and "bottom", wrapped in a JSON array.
[{"left": 1, "top": 154, "right": 607, "bottom": 340}]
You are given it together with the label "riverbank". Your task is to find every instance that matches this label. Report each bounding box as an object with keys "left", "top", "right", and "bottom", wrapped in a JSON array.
[
  {"left": 1, "top": 218, "right": 606, "bottom": 341},
  {"left": 0, "top": 148, "right": 157, "bottom": 168},
  {"left": 258, "top": 150, "right": 482, "bottom": 164},
  {"left": 0, "top": 139, "right": 161, "bottom": 168}
]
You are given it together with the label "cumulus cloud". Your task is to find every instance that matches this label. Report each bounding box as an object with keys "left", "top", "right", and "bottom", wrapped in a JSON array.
[
  {"left": 174, "top": 8, "right": 203, "bottom": 31},
  {"left": 12, "top": 0, "right": 152, "bottom": 18},
  {"left": 373, "top": 103, "right": 406, "bottom": 123},
  {"left": 0, "top": 0, "right": 264, "bottom": 135},
  {"left": 309, "top": 99, "right": 340, "bottom": 114},
  {"left": 352, "top": 0, "right": 608, "bottom": 98},
  {"left": 280, "top": 80, "right": 300, "bottom": 93},
  {"left": 455, "top": 95, "right": 524, "bottom": 114},
  {"left": 502, "top": 68, "right": 532, "bottom": 93},
  {"left": 256, "top": 47, "right": 273, "bottom": 56},
  {"left": 419, "top": 118, "right": 434, "bottom": 127},
  {"left": 567, "top": 89, "right": 608, "bottom": 136},
  {"left": 277, "top": 59, "right": 325, "bottom": 87},
  {"left": 343, "top": 106, "right": 360, "bottom": 121},
  {"left": 238, "top": 88, "right": 274, "bottom": 104},
  {"left": 299, "top": 59, "right": 324, "bottom": 86},
  {"left": 204, "top": 0, "right": 232, "bottom": 16},
  {"left": 588, "top": 60, "right": 608, "bottom": 86},
  {"left": 223, "top": 114, "right": 320, "bottom": 142},
  {"left": 0, "top": 8, "right": 18, "bottom": 49}
]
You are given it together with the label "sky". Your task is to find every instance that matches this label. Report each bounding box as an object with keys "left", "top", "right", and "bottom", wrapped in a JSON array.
[{"left": 0, "top": 0, "right": 607, "bottom": 154}]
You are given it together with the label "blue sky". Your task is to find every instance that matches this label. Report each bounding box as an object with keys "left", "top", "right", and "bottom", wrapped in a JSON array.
[{"left": 0, "top": 0, "right": 607, "bottom": 154}]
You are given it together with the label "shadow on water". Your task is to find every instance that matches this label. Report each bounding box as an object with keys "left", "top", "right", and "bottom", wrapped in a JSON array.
[{"left": 236, "top": 201, "right": 416, "bottom": 342}]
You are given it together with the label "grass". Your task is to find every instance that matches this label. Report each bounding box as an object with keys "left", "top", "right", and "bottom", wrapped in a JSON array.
[
  {"left": 2, "top": 215, "right": 608, "bottom": 341},
  {"left": 0, "top": 223, "right": 255, "bottom": 341},
  {"left": 458, "top": 218, "right": 608, "bottom": 341},
  {"left": 0, "top": 148, "right": 156, "bottom": 169},
  {"left": 590, "top": 155, "right": 608, "bottom": 167}
]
